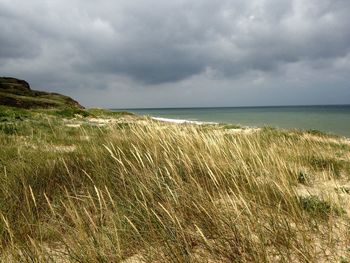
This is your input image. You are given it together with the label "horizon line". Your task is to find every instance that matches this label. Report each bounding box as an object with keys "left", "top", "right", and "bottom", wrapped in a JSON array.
[{"left": 111, "top": 103, "right": 350, "bottom": 111}]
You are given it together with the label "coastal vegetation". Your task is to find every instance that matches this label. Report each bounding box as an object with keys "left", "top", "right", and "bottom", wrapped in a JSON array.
[
  {"left": 0, "top": 104, "right": 350, "bottom": 262},
  {"left": 0, "top": 77, "right": 83, "bottom": 109}
]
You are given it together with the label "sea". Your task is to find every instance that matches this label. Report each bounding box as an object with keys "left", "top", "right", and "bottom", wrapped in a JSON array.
[{"left": 114, "top": 105, "right": 350, "bottom": 138}]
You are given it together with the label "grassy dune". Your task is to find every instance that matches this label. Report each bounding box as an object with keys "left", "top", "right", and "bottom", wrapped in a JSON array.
[
  {"left": 0, "top": 77, "right": 84, "bottom": 109},
  {"left": 0, "top": 107, "right": 350, "bottom": 262}
]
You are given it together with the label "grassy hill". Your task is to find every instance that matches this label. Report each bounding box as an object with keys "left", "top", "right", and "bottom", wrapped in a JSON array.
[
  {"left": 0, "top": 77, "right": 84, "bottom": 109},
  {"left": 0, "top": 104, "right": 349, "bottom": 262}
]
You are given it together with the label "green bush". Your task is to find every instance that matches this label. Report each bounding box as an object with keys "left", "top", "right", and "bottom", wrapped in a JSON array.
[
  {"left": 0, "top": 105, "right": 31, "bottom": 120},
  {"left": 297, "top": 171, "right": 309, "bottom": 185},
  {"left": 308, "top": 156, "right": 344, "bottom": 177},
  {"left": 0, "top": 123, "right": 18, "bottom": 135},
  {"left": 87, "top": 108, "right": 134, "bottom": 118},
  {"left": 299, "top": 195, "right": 344, "bottom": 218},
  {"left": 305, "top": 129, "right": 328, "bottom": 137}
]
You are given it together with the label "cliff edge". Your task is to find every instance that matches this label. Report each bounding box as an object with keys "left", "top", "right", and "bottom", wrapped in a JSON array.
[{"left": 0, "top": 77, "right": 84, "bottom": 109}]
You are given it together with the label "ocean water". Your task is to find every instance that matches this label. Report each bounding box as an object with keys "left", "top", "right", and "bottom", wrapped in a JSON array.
[{"left": 115, "top": 105, "right": 350, "bottom": 138}]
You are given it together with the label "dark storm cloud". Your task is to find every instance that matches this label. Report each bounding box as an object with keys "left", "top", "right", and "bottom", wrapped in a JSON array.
[
  {"left": 0, "top": 9, "right": 42, "bottom": 59},
  {"left": 0, "top": 0, "right": 349, "bottom": 107},
  {"left": 78, "top": 44, "right": 206, "bottom": 84}
]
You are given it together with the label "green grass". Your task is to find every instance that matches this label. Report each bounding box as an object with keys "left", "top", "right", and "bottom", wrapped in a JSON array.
[
  {"left": 0, "top": 105, "right": 32, "bottom": 121},
  {"left": 299, "top": 195, "right": 344, "bottom": 218},
  {"left": 297, "top": 171, "right": 310, "bottom": 185},
  {"left": 50, "top": 107, "right": 91, "bottom": 117},
  {"left": 0, "top": 106, "right": 349, "bottom": 262},
  {"left": 221, "top": 123, "right": 242, "bottom": 129},
  {"left": 86, "top": 108, "right": 134, "bottom": 117},
  {"left": 307, "top": 156, "right": 348, "bottom": 178}
]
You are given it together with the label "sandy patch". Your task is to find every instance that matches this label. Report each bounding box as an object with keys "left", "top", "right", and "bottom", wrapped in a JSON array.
[
  {"left": 65, "top": 123, "right": 81, "bottom": 128},
  {"left": 151, "top": 117, "right": 217, "bottom": 125},
  {"left": 296, "top": 178, "right": 350, "bottom": 217},
  {"left": 50, "top": 145, "right": 76, "bottom": 153},
  {"left": 87, "top": 118, "right": 113, "bottom": 124},
  {"left": 122, "top": 254, "right": 145, "bottom": 263},
  {"left": 224, "top": 128, "right": 261, "bottom": 135},
  {"left": 26, "top": 144, "right": 76, "bottom": 153},
  {"left": 302, "top": 134, "right": 350, "bottom": 146}
]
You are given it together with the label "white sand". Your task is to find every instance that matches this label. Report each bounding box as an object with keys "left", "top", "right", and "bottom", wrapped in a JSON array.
[{"left": 151, "top": 117, "right": 217, "bottom": 125}]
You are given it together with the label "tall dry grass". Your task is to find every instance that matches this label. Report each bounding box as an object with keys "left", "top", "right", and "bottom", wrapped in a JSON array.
[{"left": 0, "top": 119, "right": 350, "bottom": 262}]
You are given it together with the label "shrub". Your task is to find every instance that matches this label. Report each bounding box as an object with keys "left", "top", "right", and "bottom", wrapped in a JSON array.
[
  {"left": 299, "top": 195, "right": 344, "bottom": 218},
  {"left": 0, "top": 123, "right": 18, "bottom": 135},
  {"left": 297, "top": 171, "right": 309, "bottom": 185}
]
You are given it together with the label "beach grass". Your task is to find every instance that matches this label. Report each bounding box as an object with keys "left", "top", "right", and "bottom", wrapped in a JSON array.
[{"left": 0, "top": 106, "right": 350, "bottom": 262}]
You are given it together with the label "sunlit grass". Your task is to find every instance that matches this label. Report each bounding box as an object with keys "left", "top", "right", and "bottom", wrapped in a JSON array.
[{"left": 0, "top": 109, "right": 350, "bottom": 262}]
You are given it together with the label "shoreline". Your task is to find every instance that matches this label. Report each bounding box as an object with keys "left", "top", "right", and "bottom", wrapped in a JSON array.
[
  {"left": 149, "top": 115, "right": 350, "bottom": 141},
  {"left": 120, "top": 106, "right": 350, "bottom": 138},
  {"left": 151, "top": 116, "right": 218, "bottom": 125}
]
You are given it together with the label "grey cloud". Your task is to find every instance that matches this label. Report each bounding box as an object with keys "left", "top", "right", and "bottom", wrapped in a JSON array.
[
  {"left": 0, "top": 0, "right": 349, "bottom": 106},
  {"left": 0, "top": 14, "right": 41, "bottom": 59}
]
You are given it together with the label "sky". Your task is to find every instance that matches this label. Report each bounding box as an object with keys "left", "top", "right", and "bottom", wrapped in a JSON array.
[{"left": 1, "top": 0, "right": 350, "bottom": 108}]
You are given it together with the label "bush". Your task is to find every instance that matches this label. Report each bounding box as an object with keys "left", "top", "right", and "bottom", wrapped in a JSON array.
[
  {"left": 0, "top": 105, "right": 31, "bottom": 120},
  {"left": 297, "top": 171, "right": 309, "bottom": 185},
  {"left": 299, "top": 195, "right": 344, "bottom": 218},
  {"left": 0, "top": 123, "right": 19, "bottom": 135},
  {"left": 307, "top": 155, "right": 346, "bottom": 178}
]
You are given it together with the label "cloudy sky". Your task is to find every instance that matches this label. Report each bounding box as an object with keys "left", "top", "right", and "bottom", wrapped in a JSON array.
[{"left": 1, "top": 0, "right": 350, "bottom": 108}]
